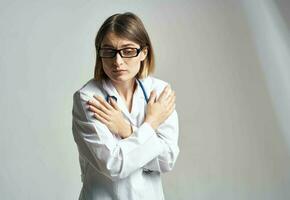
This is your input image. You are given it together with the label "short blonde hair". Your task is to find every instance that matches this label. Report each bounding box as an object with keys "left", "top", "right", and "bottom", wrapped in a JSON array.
[{"left": 94, "top": 12, "right": 155, "bottom": 80}]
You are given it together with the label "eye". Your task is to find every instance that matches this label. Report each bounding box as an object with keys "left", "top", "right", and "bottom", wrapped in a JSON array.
[
  {"left": 99, "top": 48, "right": 116, "bottom": 57},
  {"left": 102, "top": 49, "right": 115, "bottom": 53},
  {"left": 121, "top": 48, "right": 137, "bottom": 56}
]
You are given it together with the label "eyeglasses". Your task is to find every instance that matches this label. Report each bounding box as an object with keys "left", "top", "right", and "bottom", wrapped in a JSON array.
[{"left": 98, "top": 47, "right": 143, "bottom": 58}]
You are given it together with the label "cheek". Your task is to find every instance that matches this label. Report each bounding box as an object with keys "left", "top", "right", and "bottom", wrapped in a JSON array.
[
  {"left": 101, "top": 61, "right": 112, "bottom": 75},
  {"left": 102, "top": 59, "right": 110, "bottom": 68},
  {"left": 130, "top": 57, "right": 142, "bottom": 67},
  {"left": 129, "top": 60, "right": 141, "bottom": 72},
  {"left": 102, "top": 60, "right": 113, "bottom": 73}
]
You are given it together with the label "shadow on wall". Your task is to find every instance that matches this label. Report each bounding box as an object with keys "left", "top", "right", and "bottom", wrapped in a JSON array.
[{"left": 242, "top": 0, "right": 290, "bottom": 153}]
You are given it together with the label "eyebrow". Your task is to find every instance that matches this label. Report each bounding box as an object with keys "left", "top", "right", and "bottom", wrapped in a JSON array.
[{"left": 101, "top": 43, "right": 137, "bottom": 48}]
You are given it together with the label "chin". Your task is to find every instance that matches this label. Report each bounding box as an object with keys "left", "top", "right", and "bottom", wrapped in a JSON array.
[{"left": 110, "top": 74, "right": 134, "bottom": 83}]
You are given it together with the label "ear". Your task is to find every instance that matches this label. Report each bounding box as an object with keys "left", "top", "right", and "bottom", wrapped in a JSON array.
[{"left": 140, "top": 47, "right": 148, "bottom": 61}]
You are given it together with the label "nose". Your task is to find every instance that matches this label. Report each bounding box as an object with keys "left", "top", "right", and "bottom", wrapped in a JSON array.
[{"left": 113, "top": 52, "right": 124, "bottom": 66}]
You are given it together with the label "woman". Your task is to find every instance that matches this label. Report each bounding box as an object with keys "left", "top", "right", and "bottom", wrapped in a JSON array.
[{"left": 72, "top": 12, "right": 179, "bottom": 200}]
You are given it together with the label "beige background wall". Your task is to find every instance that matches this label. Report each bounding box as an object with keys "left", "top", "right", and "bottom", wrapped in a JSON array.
[{"left": 0, "top": 0, "right": 289, "bottom": 199}]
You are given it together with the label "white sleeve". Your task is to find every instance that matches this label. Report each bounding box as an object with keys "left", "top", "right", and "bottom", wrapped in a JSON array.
[
  {"left": 72, "top": 91, "right": 165, "bottom": 181},
  {"left": 142, "top": 110, "right": 180, "bottom": 173}
]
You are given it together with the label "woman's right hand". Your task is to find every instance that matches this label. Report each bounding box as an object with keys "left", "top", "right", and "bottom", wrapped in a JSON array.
[{"left": 144, "top": 85, "right": 176, "bottom": 130}]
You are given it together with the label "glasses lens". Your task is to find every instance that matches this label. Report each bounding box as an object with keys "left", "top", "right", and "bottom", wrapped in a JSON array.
[
  {"left": 120, "top": 48, "right": 138, "bottom": 58},
  {"left": 99, "top": 49, "right": 115, "bottom": 58}
]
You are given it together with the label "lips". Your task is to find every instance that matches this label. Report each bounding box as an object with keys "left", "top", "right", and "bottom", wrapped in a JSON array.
[{"left": 113, "top": 70, "right": 127, "bottom": 73}]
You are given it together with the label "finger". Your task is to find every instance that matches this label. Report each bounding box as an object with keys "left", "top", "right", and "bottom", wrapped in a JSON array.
[
  {"left": 109, "top": 97, "right": 121, "bottom": 111},
  {"left": 168, "top": 103, "right": 176, "bottom": 115},
  {"left": 158, "top": 85, "right": 171, "bottom": 102},
  {"left": 164, "top": 93, "right": 175, "bottom": 114},
  {"left": 93, "top": 95, "right": 113, "bottom": 112},
  {"left": 160, "top": 90, "right": 174, "bottom": 106},
  {"left": 148, "top": 90, "right": 157, "bottom": 104},
  {"left": 88, "top": 105, "right": 111, "bottom": 121},
  {"left": 167, "top": 91, "right": 176, "bottom": 108},
  {"left": 87, "top": 99, "right": 99, "bottom": 107},
  {"left": 163, "top": 90, "right": 175, "bottom": 105},
  {"left": 166, "top": 94, "right": 176, "bottom": 114},
  {"left": 93, "top": 112, "right": 109, "bottom": 125},
  {"left": 87, "top": 99, "right": 110, "bottom": 115},
  {"left": 88, "top": 104, "right": 98, "bottom": 113}
]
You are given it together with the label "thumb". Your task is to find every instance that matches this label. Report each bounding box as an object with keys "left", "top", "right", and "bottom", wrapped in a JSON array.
[{"left": 148, "top": 90, "right": 157, "bottom": 104}]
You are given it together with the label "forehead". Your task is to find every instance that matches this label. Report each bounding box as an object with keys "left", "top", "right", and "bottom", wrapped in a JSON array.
[{"left": 101, "top": 32, "right": 139, "bottom": 47}]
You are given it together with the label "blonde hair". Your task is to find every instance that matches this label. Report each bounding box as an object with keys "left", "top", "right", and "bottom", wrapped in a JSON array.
[{"left": 94, "top": 12, "right": 155, "bottom": 80}]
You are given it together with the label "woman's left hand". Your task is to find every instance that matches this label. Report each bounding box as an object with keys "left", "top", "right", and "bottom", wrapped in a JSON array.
[{"left": 87, "top": 95, "right": 132, "bottom": 139}]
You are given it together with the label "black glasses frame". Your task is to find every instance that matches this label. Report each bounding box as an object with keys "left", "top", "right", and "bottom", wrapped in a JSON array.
[{"left": 98, "top": 47, "right": 143, "bottom": 58}]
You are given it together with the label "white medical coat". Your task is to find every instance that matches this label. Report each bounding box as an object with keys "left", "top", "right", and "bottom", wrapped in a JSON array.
[{"left": 72, "top": 76, "right": 179, "bottom": 200}]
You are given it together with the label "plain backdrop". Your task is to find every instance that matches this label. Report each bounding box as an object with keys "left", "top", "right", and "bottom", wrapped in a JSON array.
[{"left": 1, "top": 0, "right": 290, "bottom": 199}]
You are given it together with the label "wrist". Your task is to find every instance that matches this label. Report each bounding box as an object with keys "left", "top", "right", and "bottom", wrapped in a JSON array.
[
  {"left": 144, "top": 119, "right": 157, "bottom": 130},
  {"left": 119, "top": 122, "right": 132, "bottom": 139}
]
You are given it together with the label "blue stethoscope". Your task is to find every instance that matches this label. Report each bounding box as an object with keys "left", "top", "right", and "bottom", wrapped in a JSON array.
[{"left": 105, "top": 79, "right": 149, "bottom": 104}]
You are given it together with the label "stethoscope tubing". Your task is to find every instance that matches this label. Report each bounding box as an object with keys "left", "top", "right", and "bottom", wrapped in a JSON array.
[{"left": 106, "top": 79, "right": 148, "bottom": 104}]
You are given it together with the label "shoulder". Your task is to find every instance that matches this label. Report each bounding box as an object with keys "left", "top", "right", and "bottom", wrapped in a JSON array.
[
  {"left": 73, "top": 78, "right": 105, "bottom": 103},
  {"left": 140, "top": 76, "right": 170, "bottom": 96},
  {"left": 73, "top": 78, "right": 106, "bottom": 121}
]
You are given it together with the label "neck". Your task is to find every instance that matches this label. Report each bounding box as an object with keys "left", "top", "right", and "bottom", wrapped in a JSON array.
[{"left": 111, "top": 78, "right": 137, "bottom": 101}]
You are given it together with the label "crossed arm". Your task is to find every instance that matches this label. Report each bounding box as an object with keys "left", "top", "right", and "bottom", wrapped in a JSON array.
[{"left": 72, "top": 85, "right": 179, "bottom": 181}]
